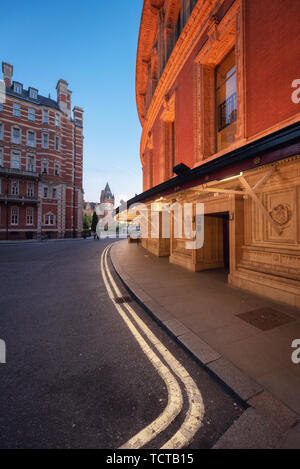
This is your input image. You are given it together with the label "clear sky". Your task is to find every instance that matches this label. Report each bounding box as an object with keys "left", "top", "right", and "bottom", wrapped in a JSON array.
[{"left": 2, "top": 0, "right": 144, "bottom": 206}]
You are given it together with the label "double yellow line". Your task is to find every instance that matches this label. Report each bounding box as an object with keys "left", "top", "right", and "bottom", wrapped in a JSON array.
[{"left": 101, "top": 244, "right": 205, "bottom": 449}]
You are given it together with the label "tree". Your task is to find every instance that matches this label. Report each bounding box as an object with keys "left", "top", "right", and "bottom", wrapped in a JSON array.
[
  {"left": 83, "top": 213, "right": 92, "bottom": 230},
  {"left": 91, "top": 211, "right": 99, "bottom": 232}
]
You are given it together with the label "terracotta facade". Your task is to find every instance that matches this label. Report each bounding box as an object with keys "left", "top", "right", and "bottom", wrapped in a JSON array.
[
  {"left": 0, "top": 62, "right": 84, "bottom": 240},
  {"left": 132, "top": 0, "right": 300, "bottom": 308}
]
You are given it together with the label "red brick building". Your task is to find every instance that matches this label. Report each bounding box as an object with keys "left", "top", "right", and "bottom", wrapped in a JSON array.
[
  {"left": 123, "top": 0, "right": 300, "bottom": 308},
  {"left": 0, "top": 62, "right": 84, "bottom": 240}
]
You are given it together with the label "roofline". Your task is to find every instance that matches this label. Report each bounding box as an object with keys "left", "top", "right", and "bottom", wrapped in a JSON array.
[{"left": 117, "top": 121, "right": 300, "bottom": 212}]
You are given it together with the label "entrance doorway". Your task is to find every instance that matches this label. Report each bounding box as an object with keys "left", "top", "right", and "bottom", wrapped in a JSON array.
[{"left": 205, "top": 212, "right": 230, "bottom": 273}]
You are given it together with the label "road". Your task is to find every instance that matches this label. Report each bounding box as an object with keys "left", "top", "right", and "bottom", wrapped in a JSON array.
[{"left": 0, "top": 239, "right": 244, "bottom": 449}]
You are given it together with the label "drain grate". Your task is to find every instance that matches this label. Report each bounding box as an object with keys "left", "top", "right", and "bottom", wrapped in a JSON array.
[
  {"left": 114, "top": 296, "right": 133, "bottom": 305},
  {"left": 236, "top": 308, "right": 295, "bottom": 331}
]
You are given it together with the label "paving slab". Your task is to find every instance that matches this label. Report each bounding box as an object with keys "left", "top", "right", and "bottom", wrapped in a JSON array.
[
  {"left": 213, "top": 408, "right": 282, "bottom": 449},
  {"left": 179, "top": 332, "right": 221, "bottom": 365},
  {"left": 208, "top": 357, "right": 263, "bottom": 401}
]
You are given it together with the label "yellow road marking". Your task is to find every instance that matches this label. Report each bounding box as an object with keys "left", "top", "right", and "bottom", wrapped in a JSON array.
[
  {"left": 103, "top": 244, "right": 205, "bottom": 449},
  {"left": 100, "top": 248, "right": 183, "bottom": 449}
]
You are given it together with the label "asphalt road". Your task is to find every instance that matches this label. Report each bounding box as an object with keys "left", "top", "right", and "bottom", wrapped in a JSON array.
[{"left": 0, "top": 239, "right": 244, "bottom": 449}]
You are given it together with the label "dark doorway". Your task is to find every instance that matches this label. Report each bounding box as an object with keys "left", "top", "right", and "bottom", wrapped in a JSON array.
[{"left": 206, "top": 212, "right": 230, "bottom": 273}]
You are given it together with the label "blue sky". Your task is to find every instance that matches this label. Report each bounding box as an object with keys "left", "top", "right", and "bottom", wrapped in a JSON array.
[{"left": 2, "top": 0, "right": 143, "bottom": 205}]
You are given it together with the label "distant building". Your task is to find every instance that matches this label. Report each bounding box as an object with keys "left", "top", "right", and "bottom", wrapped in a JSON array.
[
  {"left": 100, "top": 183, "right": 114, "bottom": 219},
  {"left": 0, "top": 62, "right": 84, "bottom": 240},
  {"left": 83, "top": 183, "right": 114, "bottom": 219}
]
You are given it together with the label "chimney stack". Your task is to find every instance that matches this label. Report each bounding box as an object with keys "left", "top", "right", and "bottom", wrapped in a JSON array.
[
  {"left": 2, "top": 62, "right": 13, "bottom": 87},
  {"left": 56, "top": 79, "right": 71, "bottom": 119}
]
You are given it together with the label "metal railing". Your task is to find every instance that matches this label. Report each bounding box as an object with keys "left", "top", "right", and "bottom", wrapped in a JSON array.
[{"left": 218, "top": 92, "right": 237, "bottom": 132}]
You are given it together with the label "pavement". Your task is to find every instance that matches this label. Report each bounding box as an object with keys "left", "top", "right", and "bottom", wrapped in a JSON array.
[
  {"left": 110, "top": 240, "right": 300, "bottom": 449},
  {"left": 0, "top": 239, "right": 245, "bottom": 449}
]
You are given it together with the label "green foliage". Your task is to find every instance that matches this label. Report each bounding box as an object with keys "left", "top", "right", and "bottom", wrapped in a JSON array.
[{"left": 83, "top": 213, "right": 92, "bottom": 230}]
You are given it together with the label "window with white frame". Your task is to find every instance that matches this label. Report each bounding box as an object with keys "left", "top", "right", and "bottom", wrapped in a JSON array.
[
  {"left": 42, "top": 133, "right": 49, "bottom": 149},
  {"left": 0, "top": 123, "right": 3, "bottom": 140},
  {"left": 29, "top": 88, "right": 38, "bottom": 100},
  {"left": 41, "top": 160, "right": 48, "bottom": 175},
  {"left": 27, "top": 131, "right": 35, "bottom": 147},
  {"left": 55, "top": 114, "right": 60, "bottom": 127},
  {"left": 0, "top": 103, "right": 3, "bottom": 112},
  {"left": 43, "top": 186, "right": 49, "bottom": 198},
  {"left": 0, "top": 148, "right": 3, "bottom": 166},
  {"left": 43, "top": 110, "right": 49, "bottom": 124},
  {"left": 27, "top": 183, "right": 34, "bottom": 197},
  {"left": 27, "top": 155, "right": 35, "bottom": 172},
  {"left": 13, "top": 103, "right": 21, "bottom": 118},
  {"left": 13, "top": 83, "right": 22, "bottom": 94},
  {"left": 54, "top": 163, "right": 60, "bottom": 176},
  {"left": 12, "top": 127, "right": 21, "bottom": 144},
  {"left": 52, "top": 188, "right": 57, "bottom": 199},
  {"left": 11, "top": 207, "right": 19, "bottom": 225},
  {"left": 11, "top": 152, "right": 21, "bottom": 169},
  {"left": 26, "top": 207, "right": 34, "bottom": 225},
  {"left": 44, "top": 212, "right": 55, "bottom": 226},
  {"left": 55, "top": 136, "right": 60, "bottom": 152},
  {"left": 11, "top": 180, "right": 19, "bottom": 196},
  {"left": 28, "top": 108, "right": 35, "bottom": 122}
]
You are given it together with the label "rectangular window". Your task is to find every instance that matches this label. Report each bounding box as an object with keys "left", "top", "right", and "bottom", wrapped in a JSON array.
[
  {"left": 0, "top": 103, "right": 3, "bottom": 112},
  {"left": 43, "top": 186, "right": 49, "bottom": 198},
  {"left": 43, "top": 110, "right": 49, "bottom": 124},
  {"left": 13, "top": 83, "right": 22, "bottom": 94},
  {"left": 41, "top": 160, "right": 48, "bottom": 175},
  {"left": 54, "top": 163, "right": 60, "bottom": 176},
  {"left": 26, "top": 208, "right": 34, "bottom": 225},
  {"left": 27, "top": 183, "right": 34, "bottom": 197},
  {"left": 13, "top": 103, "right": 21, "bottom": 118},
  {"left": 11, "top": 180, "right": 19, "bottom": 196},
  {"left": 0, "top": 148, "right": 3, "bottom": 166},
  {"left": 29, "top": 88, "right": 38, "bottom": 100},
  {"left": 11, "top": 152, "right": 21, "bottom": 169},
  {"left": 45, "top": 213, "right": 55, "bottom": 225},
  {"left": 12, "top": 127, "right": 21, "bottom": 144},
  {"left": 42, "top": 133, "right": 49, "bottom": 149},
  {"left": 28, "top": 108, "right": 35, "bottom": 122},
  {"left": 0, "top": 123, "right": 3, "bottom": 139},
  {"left": 216, "top": 48, "right": 237, "bottom": 152},
  {"left": 52, "top": 188, "right": 57, "bottom": 199},
  {"left": 55, "top": 114, "right": 60, "bottom": 127},
  {"left": 55, "top": 137, "right": 60, "bottom": 152},
  {"left": 27, "top": 155, "right": 35, "bottom": 172},
  {"left": 27, "top": 131, "right": 35, "bottom": 147},
  {"left": 11, "top": 208, "right": 19, "bottom": 225}
]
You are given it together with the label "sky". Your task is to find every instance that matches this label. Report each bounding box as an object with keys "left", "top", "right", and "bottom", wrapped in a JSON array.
[{"left": 1, "top": 0, "right": 144, "bottom": 206}]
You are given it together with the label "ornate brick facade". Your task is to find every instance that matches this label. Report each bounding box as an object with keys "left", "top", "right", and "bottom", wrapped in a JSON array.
[
  {"left": 131, "top": 0, "right": 300, "bottom": 307},
  {"left": 0, "top": 62, "right": 84, "bottom": 240}
]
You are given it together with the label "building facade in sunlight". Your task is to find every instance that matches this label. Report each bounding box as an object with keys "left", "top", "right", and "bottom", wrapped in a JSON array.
[
  {"left": 125, "top": 0, "right": 300, "bottom": 307},
  {"left": 0, "top": 62, "right": 84, "bottom": 239}
]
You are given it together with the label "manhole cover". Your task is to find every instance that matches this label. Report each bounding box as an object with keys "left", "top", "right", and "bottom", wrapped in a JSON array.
[
  {"left": 236, "top": 308, "right": 295, "bottom": 331},
  {"left": 114, "top": 296, "right": 132, "bottom": 304}
]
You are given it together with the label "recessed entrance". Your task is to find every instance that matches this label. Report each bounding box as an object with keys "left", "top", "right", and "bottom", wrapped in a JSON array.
[{"left": 204, "top": 212, "right": 230, "bottom": 274}]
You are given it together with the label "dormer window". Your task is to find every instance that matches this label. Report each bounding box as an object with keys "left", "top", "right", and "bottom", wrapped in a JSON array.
[
  {"left": 29, "top": 88, "right": 38, "bottom": 100},
  {"left": 13, "top": 82, "right": 23, "bottom": 94}
]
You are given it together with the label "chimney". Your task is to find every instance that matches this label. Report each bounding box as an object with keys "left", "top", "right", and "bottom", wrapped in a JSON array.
[
  {"left": 56, "top": 79, "right": 71, "bottom": 119},
  {"left": 73, "top": 106, "right": 84, "bottom": 128},
  {"left": 2, "top": 62, "right": 13, "bottom": 87}
]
